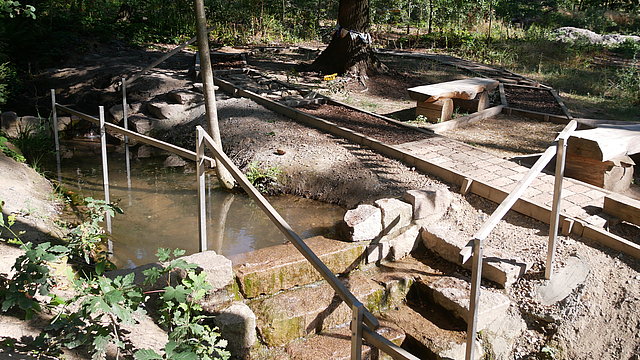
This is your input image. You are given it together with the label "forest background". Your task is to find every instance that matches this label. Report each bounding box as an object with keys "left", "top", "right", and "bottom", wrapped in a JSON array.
[{"left": 1, "top": 0, "right": 639, "bottom": 118}]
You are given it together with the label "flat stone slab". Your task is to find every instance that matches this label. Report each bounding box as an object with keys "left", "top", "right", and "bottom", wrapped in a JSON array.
[
  {"left": 416, "top": 276, "right": 511, "bottom": 331},
  {"left": 366, "top": 225, "right": 421, "bottom": 263},
  {"left": 537, "top": 256, "right": 590, "bottom": 306},
  {"left": 249, "top": 270, "right": 389, "bottom": 346},
  {"left": 230, "top": 236, "right": 365, "bottom": 298},
  {"left": 421, "top": 224, "right": 531, "bottom": 287},
  {"left": 285, "top": 323, "right": 404, "bottom": 360}
]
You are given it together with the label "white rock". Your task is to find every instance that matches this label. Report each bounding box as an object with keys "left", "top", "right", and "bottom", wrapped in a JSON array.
[{"left": 343, "top": 204, "right": 382, "bottom": 242}]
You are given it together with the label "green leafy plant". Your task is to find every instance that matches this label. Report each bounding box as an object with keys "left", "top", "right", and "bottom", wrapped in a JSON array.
[
  {"left": 136, "top": 248, "right": 230, "bottom": 360},
  {"left": 9, "top": 119, "right": 53, "bottom": 172},
  {"left": 245, "top": 161, "right": 282, "bottom": 194},
  {"left": 65, "top": 197, "right": 122, "bottom": 266},
  {"left": 0, "top": 136, "right": 25, "bottom": 162},
  {"left": 49, "top": 272, "right": 145, "bottom": 360}
]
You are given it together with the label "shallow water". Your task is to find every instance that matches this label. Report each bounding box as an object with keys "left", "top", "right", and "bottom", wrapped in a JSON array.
[{"left": 53, "top": 140, "right": 345, "bottom": 268}]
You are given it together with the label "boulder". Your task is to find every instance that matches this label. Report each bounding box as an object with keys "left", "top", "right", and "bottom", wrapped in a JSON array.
[
  {"left": 374, "top": 198, "right": 413, "bottom": 236},
  {"left": 213, "top": 302, "right": 257, "bottom": 357},
  {"left": 1, "top": 114, "right": 42, "bottom": 138},
  {"left": 108, "top": 104, "right": 132, "bottom": 124},
  {"left": 342, "top": 204, "right": 382, "bottom": 242},
  {"left": 403, "top": 187, "right": 452, "bottom": 221},
  {"left": 147, "top": 101, "right": 185, "bottom": 120},
  {"left": 56, "top": 116, "right": 72, "bottom": 132},
  {"left": 168, "top": 90, "right": 204, "bottom": 105},
  {"left": 176, "top": 251, "right": 234, "bottom": 291},
  {"left": 163, "top": 154, "right": 188, "bottom": 168}
]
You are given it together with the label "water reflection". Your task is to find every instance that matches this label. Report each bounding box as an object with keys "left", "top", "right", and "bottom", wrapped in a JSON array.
[{"left": 53, "top": 140, "right": 345, "bottom": 268}]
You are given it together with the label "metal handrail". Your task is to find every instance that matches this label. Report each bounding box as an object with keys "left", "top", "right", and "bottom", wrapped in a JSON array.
[
  {"left": 196, "top": 126, "right": 419, "bottom": 360},
  {"left": 462, "top": 120, "right": 577, "bottom": 360}
]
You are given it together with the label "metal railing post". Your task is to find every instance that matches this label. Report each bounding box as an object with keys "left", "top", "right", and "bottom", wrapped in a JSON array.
[
  {"left": 465, "top": 237, "right": 482, "bottom": 360},
  {"left": 122, "top": 78, "right": 132, "bottom": 205},
  {"left": 545, "top": 137, "right": 568, "bottom": 280},
  {"left": 196, "top": 127, "right": 208, "bottom": 252},
  {"left": 50, "top": 89, "right": 62, "bottom": 183},
  {"left": 98, "top": 106, "right": 112, "bottom": 236},
  {"left": 351, "top": 303, "right": 364, "bottom": 360}
]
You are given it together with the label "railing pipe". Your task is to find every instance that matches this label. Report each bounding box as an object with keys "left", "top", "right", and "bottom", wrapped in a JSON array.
[
  {"left": 98, "top": 106, "right": 112, "bottom": 235},
  {"left": 351, "top": 304, "right": 364, "bottom": 360},
  {"left": 50, "top": 89, "right": 62, "bottom": 183},
  {"left": 196, "top": 129, "right": 208, "bottom": 252},
  {"left": 463, "top": 120, "right": 577, "bottom": 360},
  {"left": 545, "top": 137, "right": 569, "bottom": 279},
  {"left": 122, "top": 78, "right": 132, "bottom": 201},
  {"left": 195, "top": 126, "right": 379, "bottom": 329}
]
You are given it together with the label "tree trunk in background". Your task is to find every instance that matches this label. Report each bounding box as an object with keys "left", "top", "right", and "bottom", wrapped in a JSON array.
[
  {"left": 194, "top": 0, "right": 236, "bottom": 190},
  {"left": 309, "top": 0, "right": 384, "bottom": 80}
]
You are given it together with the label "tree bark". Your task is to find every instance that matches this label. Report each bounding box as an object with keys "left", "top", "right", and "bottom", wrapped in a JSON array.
[
  {"left": 194, "top": 0, "right": 236, "bottom": 190},
  {"left": 309, "top": 0, "right": 384, "bottom": 79}
]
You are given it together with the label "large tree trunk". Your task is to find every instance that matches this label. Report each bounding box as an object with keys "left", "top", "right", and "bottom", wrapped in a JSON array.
[{"left": 309, "top": 0, "right": 384, "bottom": 79}]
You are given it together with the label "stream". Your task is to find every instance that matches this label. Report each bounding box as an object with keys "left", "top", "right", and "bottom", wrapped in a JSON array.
[{"left": 52, "top": 139, "right": 345, "bottom": 268}]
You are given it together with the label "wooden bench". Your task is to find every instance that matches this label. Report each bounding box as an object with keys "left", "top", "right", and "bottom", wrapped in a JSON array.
[
  {"left": 566, "top": 124, "right": 640, "bottom": 192},
  {"left": 407, "top": 77, "right": 499, "bottom": 122}
]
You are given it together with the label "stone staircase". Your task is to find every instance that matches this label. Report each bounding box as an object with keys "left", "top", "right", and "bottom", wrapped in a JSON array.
[{"left": 225, "top": 187, "right": 530, "bottom": 359}]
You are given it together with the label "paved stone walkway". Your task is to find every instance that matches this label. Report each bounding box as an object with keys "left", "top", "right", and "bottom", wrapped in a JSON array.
[{"left": 396, "top": 136, "right": 608, "bottom": 225}]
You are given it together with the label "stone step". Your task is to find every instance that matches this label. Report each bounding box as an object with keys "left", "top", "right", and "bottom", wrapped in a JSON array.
[
  {"left": 421, "top": 224, "right": 531, "bottom": 287},
  {"left": 412, "top": 276, "right": 511, "bottom": 332},
  {"left": 380, "top": 303, "right": 483, "bottom": 360},
  {"left": 285, "top": 323, "right": 405, "bottom": 360},
  {"left": 230, "top": 236, "right": 366, "bottom": 298},
  {"left": 248, "top": 267, "right": 412, "bottom": 347}
]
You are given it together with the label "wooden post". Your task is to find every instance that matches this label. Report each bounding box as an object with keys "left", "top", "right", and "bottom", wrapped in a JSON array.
[
  {"left": 465, "top": 237, "right": 482, "bottom": 360},
  {"left": 351, "top": 303, "right": 364, "bottom": 360},
  {"left": 196, "top": 127, "right": 208, "bottom": 252},
  {"left": 545, "top": 137, "right": 567, "bottom": 280},
  {"left": 50, "top": 89, "right": 62, "bottom": 184},
  {"left": 98, "top": 106, "right": 112, "bottom": 235},
  {"left": 477, "top": 91, "right": 489, "bottom": 112}
]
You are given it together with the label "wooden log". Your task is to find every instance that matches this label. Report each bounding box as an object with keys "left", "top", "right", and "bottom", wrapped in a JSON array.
[
  {"left": 416, "top": 98, "right": 453, "bottom": 122},
  {"left": 565, "top": 154, "right": 634, "bottom": 192},
  {"left": 603, "top": 193, "right": 640, "bottom": 227},
  {"left": 477, "top": 91, "right": 489, "bottom": 112},
  {"left": 567, "top": 125, "right": 640, "bottom": 162}
]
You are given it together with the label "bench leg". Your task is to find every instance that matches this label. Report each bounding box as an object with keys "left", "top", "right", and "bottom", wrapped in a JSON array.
[
  {"left": 416, "top": 98, "right": 453, "bottom": 122},
  {"left": 477, "top": 91, "right": 489, "bottom": 112}
]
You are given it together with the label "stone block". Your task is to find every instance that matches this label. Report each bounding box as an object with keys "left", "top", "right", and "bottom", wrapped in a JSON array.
[
  {"left": 168, "top": 89, "right": 204, "bottom": 105},
  {"left": 147, "top": 101, "right": 186, "bottom": 120},
  {"left": 108, "top": 104, "right": 132, "bottom": 124},
  {"left": 163, "top": 154, "right": 188, "bottom": 167},
  {"left": 177, "top": 251, "right": 234, "bottom": 291},
  {"left": 231, "top": 236, "right": 365, "bottom": 298},
  {"left": 403, "top": 187, "right": 452, "bottom": 221},
  {"left": 388, "top": 225, "right": 422, "bottom": 261},
  {"left": 343, "top": 204, "right": 382, "bottom": 242},
  {"left": 285, "top": 324, "right": 404, "bottom": 360},
  {"left": 249, "top": 272, "right": 386, "bottom": 346},
  {"left": 417, "top": 276, "right": 511, "bottom": 331},
  {"left": 213, "top": 302, "right": 257, "bottom": 356},
  {"left": 374, "top": 198, "right": 413, "bottom": 236},
  {"left": 421, "top": 224, "right": 531, "bottom": 288}
]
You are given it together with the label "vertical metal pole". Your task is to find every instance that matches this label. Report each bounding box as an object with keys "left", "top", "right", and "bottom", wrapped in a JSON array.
[
  {"left": 465, "top": 238, "right": 483, "bottom": 360},
  {"left": 545, "top": 137, "right": 567, "bottom": 280},
  {"left": 196, "top": 127, "right": 208, "bottom": 252},
  {"left": 351, "top": 303, "right": 364, "bottom": 360},
  {"left": 122, "top": 78, "right": 132, "bottom": 206},
  {"left": 99, "top": 106, "right": 112, "bottom": 237},
  {"left": 50, "top": 89, "right": 62, "bottom": 184}
]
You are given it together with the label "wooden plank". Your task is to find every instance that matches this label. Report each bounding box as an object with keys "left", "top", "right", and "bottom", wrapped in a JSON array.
[
  {"left": 502, "top": 107, "right": 570, "bottom": 123},
  {"left": 499, "top": 83, "right": 508, "bottom": 106},
  {"left": 567, "top": 125, "right": 640, "bottom": 161},
  {"left": 575, "top": 118, "right": 640, "bottom": 128},
  {"left": 408, "top": 77, "right": 499, "bottom": 102},
  {"left": 582, "top": 224, "right": 640, "bottom": 258},
  {"left": 426, "top": 105, "right": 503, "bottom": 134},
  {"left": 603, "top": 193, "right": 640, "bottom": 227},
  {"left": 549, "top": 89, "right": 573, "bottom": 120}
]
